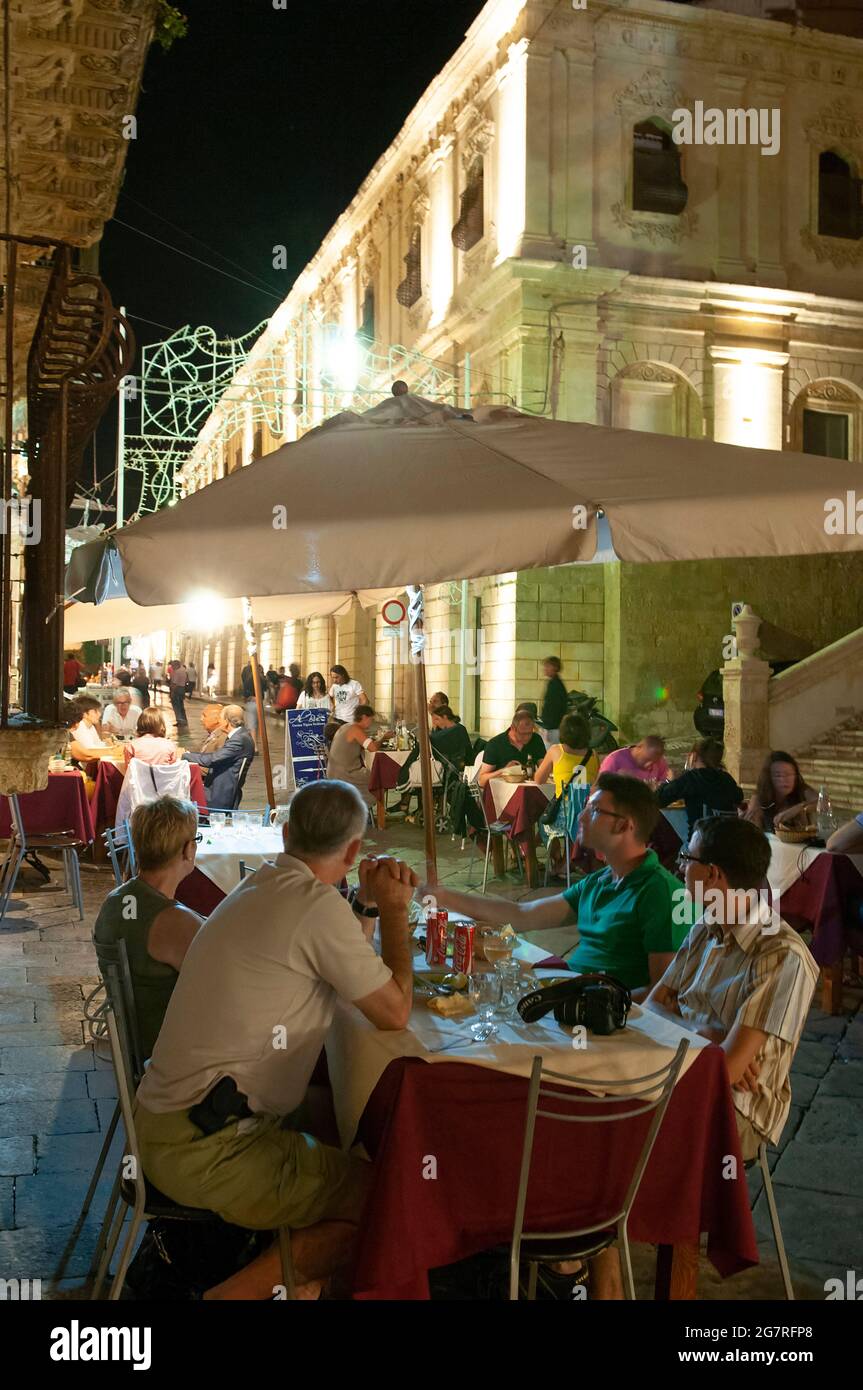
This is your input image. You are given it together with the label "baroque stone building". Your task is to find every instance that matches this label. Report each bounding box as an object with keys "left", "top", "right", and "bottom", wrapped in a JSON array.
[{"left": 177, "top": 0, "right": 863, "bottom": 742}]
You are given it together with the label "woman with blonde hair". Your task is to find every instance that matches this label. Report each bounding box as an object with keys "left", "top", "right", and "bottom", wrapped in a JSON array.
[{"left": 93, "top": 796, "right": 203, "bottom": 1058}]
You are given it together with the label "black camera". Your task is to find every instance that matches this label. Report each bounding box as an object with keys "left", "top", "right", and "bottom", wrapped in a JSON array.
[{"left": 516, "top": 973, "right": 631, "bottom": 1036}]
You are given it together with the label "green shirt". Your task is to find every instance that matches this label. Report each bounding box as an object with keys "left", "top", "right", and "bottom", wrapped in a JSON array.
[
  {"left": 482, "top": 730, "right": 546, "bottom": 772},
  {"left": 94, "top": 878, "right": 179, "bottom": 1060},
  {"left": 562, "top": 850, "right": 682, "bottom": 990}
]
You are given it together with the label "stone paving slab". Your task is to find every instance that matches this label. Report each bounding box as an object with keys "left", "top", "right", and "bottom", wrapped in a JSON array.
[
  {"left": 0, "top": 1023, "right": 84, "bottom": 1047},
  {"left": 0, "top": 1221, "right": 103, "bottom": 1281},
  {"left": 15, "top": 1170, "right": 117, "bottom": 1229},
  {"left": 753, "top": 1189, "right": 863, "bottom": 1269},
  {"left": 790, "top": 1040, "right": 836, "bottom": 1077},
  {"left": 773, "top": 1141, "right": 863, "bottom": 1198},
  {"left": 795, "top": 1097, "right": 863, "bottom": 1146},
  {"left": 0, "top": 1101, "right": 98, "bottom": 1138},
  {"left": 787, "top": 1072, "right": 820, "bottom": 1107},
  {"left": 0, "top": 1003, "right": 35, "bottom": 1025},
  {"left": 0, "top": 1179, "right": 12, "bottom": 1230},
  {"left": 0, "top": 1044, "right": 93, "bottom": 1074},
  {"left": 37, "top": 1130, "right": 123, "bottom": 1175},
  {"left": 84, "top": 1070, "right": 117, "bottom": 1101},
  {"left": 818, "top": 1061, "right": 863, "bottom": 1097},
  {"left": 0, "top": 1073, "right": 88, "bottom": 1103},
  {"left": 0, "top": 1136, "right": 35, "bottom": 1177}
]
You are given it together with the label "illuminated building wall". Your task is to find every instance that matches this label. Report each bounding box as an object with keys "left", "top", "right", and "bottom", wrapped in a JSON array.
[{"left": 180, "top": 0, "right": 863, "bottom": 739}]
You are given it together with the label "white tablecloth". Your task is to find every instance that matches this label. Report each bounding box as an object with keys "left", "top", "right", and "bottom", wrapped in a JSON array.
[
  {"left": 326, "top": 952, "right": 706, "bottom": 1147},
  {"left": 487, "top": 779, "right": 554, "bottom": 817},
  {"left": 195, "top": 823, "right": 284, "bottom": 895}
]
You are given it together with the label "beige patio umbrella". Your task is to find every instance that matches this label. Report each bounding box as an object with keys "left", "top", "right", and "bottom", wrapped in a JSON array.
[{"left": 67, "top": 393, "right": 863, "bottom": 877}]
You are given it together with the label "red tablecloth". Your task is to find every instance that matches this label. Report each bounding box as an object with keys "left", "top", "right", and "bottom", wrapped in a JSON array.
[
  {"left": 367, "top": 752, "right": 409, "bottom": 795},
  {"left": 175, "top": 867, "right": 226, "bottom": 916},
  {"left": 352, "top": 1046, "right": 757, "bottom": 1300},
  {"left": 90, "top": 760, "right": 208, "bottom": 835},
  {"left": 0, "top": 773, "right": 95, "bottom": 844},
  {"left": 483, "top": 783, "right": 549, "bottom": 838},
  {"left": 782, "top": 852, "right": 863, "bottom": 967}
]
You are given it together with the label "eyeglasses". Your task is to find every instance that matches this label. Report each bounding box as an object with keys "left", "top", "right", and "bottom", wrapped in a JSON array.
[
  {"left": 677, "top": 850, "right": 708, "bottom": 867},
  {"left": 189, "top": 833, "right": 202, "bottom": 845},
  {"left": 585, "top": 805, "right": 625, "bottom": 822}
]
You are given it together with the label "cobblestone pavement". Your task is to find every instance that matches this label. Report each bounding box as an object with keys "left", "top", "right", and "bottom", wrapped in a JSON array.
[{"left": 1, "top": 705, "right": 860, "bottom": 1300}]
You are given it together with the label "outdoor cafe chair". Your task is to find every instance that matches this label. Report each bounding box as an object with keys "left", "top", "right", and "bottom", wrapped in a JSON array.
[
  {"left": 0, "top": 793, "right": 84, "bottom": 923},
  {"left": 542, "top": 781, "right": 590, "bottom": 889},
  {"left": 115, "top": 758, "right": 192, "bottom": 829},
  {"left": 103, "top": 820, "right": 137, "bottom": 888},
  {"left": 507, "top": 1040, "right": 690, "bottom": 1300},
  {"left": 748, "top": 1141, "right": 795, "bottom": 1300},
  {"left": 76, "top": 944, "right": 297, "bottom": 1301},
  {"left": 465, "top": 780, "right": 524, "bottom": 894}
]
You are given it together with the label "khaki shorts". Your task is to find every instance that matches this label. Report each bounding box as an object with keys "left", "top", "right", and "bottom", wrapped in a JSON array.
[
  {"left": 135, "top": 1103, "right": 369, "bottom": 1231},
  {"left": 735, "top": 1108, "right": 765, "bottom": 1163}
]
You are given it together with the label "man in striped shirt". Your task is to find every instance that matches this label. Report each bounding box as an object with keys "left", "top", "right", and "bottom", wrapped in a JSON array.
[{"left": 645, "top": 815, "right": 818, "bottom": 1159}]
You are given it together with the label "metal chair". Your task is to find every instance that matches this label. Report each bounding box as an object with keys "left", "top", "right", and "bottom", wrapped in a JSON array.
[
  {"left": 508, "top": 1040, "right": 689, "bottom": 1300},
  {"left": 89, "top": 974, "right": 297, "bottom": 1300},
  {"left": 103, "top": 821, "right": 137, "bottom": 888},
  {"left": 465, "top": 780, "right": 524, "bottom": 894},
  {"left": 542, "top": 781, "right": 590, "bottom": 888},
  {"left": 748, "top": 1141, "right": 795, "bottom": 1300},
  {"left": 53, "top": 938, "right": 142, "bottom": 1288},
  {"left": 0, "top": 793, "right": 84, "bottom": 922}
]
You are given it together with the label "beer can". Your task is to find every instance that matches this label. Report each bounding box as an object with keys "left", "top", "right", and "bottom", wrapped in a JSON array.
[
  {"left": 425, "top": 913, "right": 448, "bottom": 966},
  {"left": 453, "top": 922, "right": 475, "bottom": 976}
]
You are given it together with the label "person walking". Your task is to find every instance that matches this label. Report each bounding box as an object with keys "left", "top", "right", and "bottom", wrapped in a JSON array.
[
  {"left": 169, "top": 659, "right": 189, "bottom": 732},
  {"left": 241, "top": 660, "right": 266, "bottom": 737},
  {"left": 186, "top": 661, "right": 198, "bottom": 699},
  {"left": 540, "top": 656, "right": 568, "bottom": 749}
]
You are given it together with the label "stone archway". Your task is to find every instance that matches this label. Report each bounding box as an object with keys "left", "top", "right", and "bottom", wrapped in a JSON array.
[{"left": 609, "top": 361, "right": 703, "bottom": 438}]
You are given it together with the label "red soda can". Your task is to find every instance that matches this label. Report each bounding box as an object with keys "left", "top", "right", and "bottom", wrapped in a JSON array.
[
  {"left": 425, "top": 912, "right": 448, "bottom": 966},
  {"left": 453, "top": 922, "right": 475, "bottom": 976}
]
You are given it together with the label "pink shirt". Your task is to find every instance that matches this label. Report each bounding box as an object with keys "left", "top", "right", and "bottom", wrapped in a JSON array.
[
  {"left": 126, "top": 736, "right": 179, "bottom": 766},
  {"left": 598, "top": 746, "right": 670, "bottom": 785}
]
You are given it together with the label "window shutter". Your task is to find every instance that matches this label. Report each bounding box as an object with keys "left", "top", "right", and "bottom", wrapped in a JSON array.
[
  {"left": 632, "top": 122, "right": 688, "bottom": 216},
  {"left": 452, "top": 164, "right": 484, "bottom": 251},
  {"left": 396, "top": 230, "right": 422, "bottom": 308}
]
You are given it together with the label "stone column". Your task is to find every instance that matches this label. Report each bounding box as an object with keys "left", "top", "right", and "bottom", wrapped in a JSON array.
[{"left": 721, "top": 605, "right": 771, "bottom": 787}]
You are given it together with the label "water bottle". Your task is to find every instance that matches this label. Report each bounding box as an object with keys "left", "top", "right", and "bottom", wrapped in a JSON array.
[
  {"left": 525, "top": 755, "right": 535, "bottom": 780},
  {"left": 816, "top": 785, "right": 833, "bottom": 840}
]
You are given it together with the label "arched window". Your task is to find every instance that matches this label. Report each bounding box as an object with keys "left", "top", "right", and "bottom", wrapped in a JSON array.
[
  {"left": 396, "top": 229, "right": 422, "bottom": 309},
  {"left": 452, "top": 159, "right": 484, "bottom": 252},
  {"left": 632, "top": 120, "right": 688, "bottom": 215},
  {"left": 818, "top": 151, "right": 862, "bottom": 240},
  {"left": 358, "top": 284, "right": 375, "bottom": 342}
]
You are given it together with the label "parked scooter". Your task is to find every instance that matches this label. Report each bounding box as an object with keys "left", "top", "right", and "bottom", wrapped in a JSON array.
[{"left": 566, "top": 689, "right": 619, "bottom": 755}]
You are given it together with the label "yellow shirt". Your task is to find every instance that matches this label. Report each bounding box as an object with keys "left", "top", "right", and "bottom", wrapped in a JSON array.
[{"left": 552, "top": 747, "right": 600, "bottom": 796}]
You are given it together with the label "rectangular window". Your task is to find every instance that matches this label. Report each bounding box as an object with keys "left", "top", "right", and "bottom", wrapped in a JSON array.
[{"left": 803, "top": 408, "right": 850, "bottom": 460}]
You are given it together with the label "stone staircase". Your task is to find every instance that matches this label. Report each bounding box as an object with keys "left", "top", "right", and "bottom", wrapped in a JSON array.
[{"left": 794, "top": 714, "right": 863, "bottom": 816}]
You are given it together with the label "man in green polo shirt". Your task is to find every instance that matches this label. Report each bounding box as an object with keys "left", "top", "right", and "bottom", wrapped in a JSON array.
[{"left": 424, "top": 772, "right": 681, "bottom": 998}]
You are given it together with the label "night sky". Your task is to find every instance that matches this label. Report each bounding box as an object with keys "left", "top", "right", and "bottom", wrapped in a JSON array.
[{"left": 101, "top": 0, "right": 487, "bottom": 349}]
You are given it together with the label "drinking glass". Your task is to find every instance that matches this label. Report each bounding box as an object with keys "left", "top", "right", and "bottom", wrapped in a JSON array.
[
  {"left": 481, "top": 931, "right": 515, "bottom": 968},
  {"left": 468, "top": 971, "right": 502, "bottom": 1041},
  {"left": 494, "top": 959, "right": 525, "bottom": 1019}
]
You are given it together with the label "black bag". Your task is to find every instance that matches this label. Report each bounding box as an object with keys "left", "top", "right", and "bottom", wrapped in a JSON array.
[
  {"left": 517, "top": 972, "right": 631, "bottom": 1035},
  {"left": 124, "top": 1219, "right": 273, "bottom": 1300}
]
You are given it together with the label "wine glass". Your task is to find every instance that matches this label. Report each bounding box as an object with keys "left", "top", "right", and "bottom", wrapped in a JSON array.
[
  {"left": 468, "top": 971, "right": 502, "bottom": 1042},
  {"left": 481, "top": 930, "right": 515, "bottom": 969},
  {"left": 494, "top": 959, "right": 524, "bottom": 1019}
]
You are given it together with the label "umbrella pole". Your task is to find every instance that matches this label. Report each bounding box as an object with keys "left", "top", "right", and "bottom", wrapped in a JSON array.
[
  {"left": 242, "top": 599, "right": 276, "bottom": 811},
  {"left": 407, "top": 586, "right": 437, "bottom": 886}
]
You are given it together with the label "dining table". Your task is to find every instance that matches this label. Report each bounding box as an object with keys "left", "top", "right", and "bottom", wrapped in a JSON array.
[
  {"left": 175, "top": 819, "right": 284, "bottom": 915},
  {"left": 365, "top": 748, "right": 440, "bottom": 828},
  {"left": 88, "top": 758, "right": 208, "bottom": 837},
  {"left": 326, "top": 946, "right": 758, "bottom": 1300},
  {"left": 482, "top": 778, "right": 554, "bottom": 888},
  {"left": 0, "top": 770, "right": 95, "bottom": 845}
]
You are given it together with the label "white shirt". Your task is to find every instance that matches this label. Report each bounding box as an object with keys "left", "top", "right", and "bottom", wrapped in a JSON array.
[
  {"left": 71, "top": 719, "right": 105, "bottom": 750},
  {"left": 136, "top": 854, "right": 391, "bottom": 1117},
  {"left": 297, "top": 691, "right": 330, "bottom": 709},
  {"left": 329, "top": 679, "right": 364, "bottom": 722},
  {"left": 102, "top": 704, "right": 140, "bottom": 736}
]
